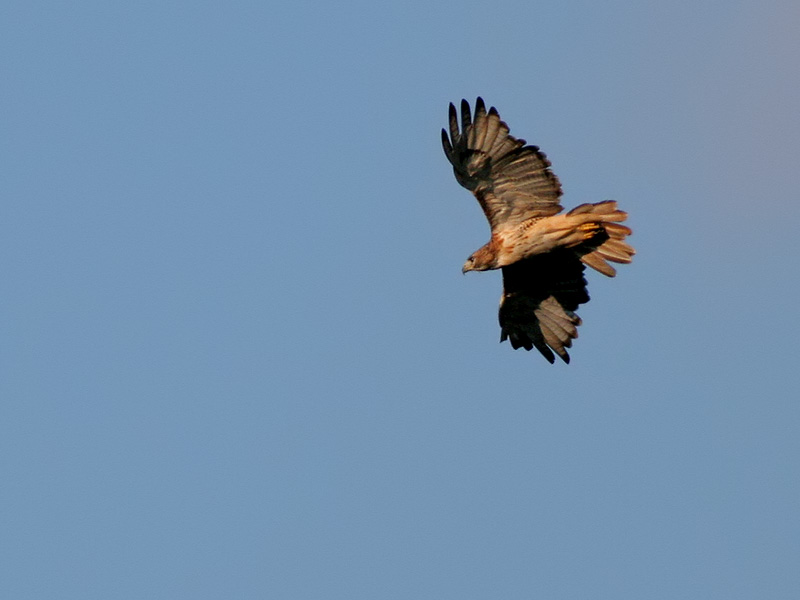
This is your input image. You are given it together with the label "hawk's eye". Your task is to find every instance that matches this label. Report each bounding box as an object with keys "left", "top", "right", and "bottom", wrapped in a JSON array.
[{"left": 469, "top": 256, "right": 475, "bottom": 263}]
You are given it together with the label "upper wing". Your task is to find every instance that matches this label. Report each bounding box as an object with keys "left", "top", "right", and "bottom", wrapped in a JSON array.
[
  {"left": 441, "top": 97, "right": 563, "bottom": 230},
  {"left": 498, "top": 250, "right": 589, "bottom": 363}
]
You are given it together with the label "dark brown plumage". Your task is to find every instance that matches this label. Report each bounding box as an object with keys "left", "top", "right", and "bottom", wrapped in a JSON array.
[{"left": 442, "top": 98, "right": 634, "bottom": 363}]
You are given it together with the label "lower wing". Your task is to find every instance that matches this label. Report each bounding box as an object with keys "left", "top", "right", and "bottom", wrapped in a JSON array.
[{"left": 498, "top": 251, "right": 590, "bottom": 363}]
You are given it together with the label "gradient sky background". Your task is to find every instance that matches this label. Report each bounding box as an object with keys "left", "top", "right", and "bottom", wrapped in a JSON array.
[{"left": 3, "top": 1, "right": 800, "bottom": 598}]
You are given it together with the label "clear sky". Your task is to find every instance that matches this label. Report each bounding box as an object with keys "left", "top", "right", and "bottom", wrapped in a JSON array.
[{"left": 3, "top": 1, "right": 799, "bottom": 598}]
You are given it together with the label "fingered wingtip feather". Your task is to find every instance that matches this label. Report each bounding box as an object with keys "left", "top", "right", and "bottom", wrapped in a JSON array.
[
  {"left": 448, "top": 103, "right": 459, "bottom": 140},
  {"left": 441, "top": 129, "right": 453, "bottom": 157},
  {"left": 460, "top": 98, "right": 472, "bottom": 131},
  {"left": 472, "top": 97, "right": 490, "bottom": 148},
  {"left": 540, "top": 344, "right": 556, "bottom": 363}
]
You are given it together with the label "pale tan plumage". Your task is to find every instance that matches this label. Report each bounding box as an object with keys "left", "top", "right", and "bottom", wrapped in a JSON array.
[{"left": 442, "top": 98, "right": 634, "bottom": 363}]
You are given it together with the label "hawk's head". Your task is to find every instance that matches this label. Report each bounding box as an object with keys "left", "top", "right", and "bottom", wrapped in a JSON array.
[{"left": 462, "top": 246, "right": 497, "bottom": 274}]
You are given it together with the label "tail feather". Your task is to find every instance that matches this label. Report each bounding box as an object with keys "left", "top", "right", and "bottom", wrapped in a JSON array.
[
  {"left": 580, "top": 251, "right": 618, "bottom": 277},
  {"left": 568, "top": 200, "right": 627, "bottom": 222},
  {"left": 604, "top": 222, "right": 632, "bottom": 238},
  {"left": 597, "top": 238, "right": 635, "bottom": 263},
  {"left": 568, "top": 201, "right": 635, "bottom": 277}
]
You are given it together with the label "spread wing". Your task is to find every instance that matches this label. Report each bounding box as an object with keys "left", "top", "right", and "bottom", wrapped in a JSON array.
[
  {"left": 441, "top": 97, "right": 563, "bottom": 230},
  {"left": 498, "top": 251, "right": 590, "bottom": 364}
]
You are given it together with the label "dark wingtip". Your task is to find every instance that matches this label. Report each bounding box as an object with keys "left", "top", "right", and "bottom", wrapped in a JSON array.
[
  {"left": 532, "top": 340, "right": 555, "bottom": 363},
  {"left": 441, "top": 128, "right": 452, "bottom": 157},
  {"left": 448, "top": 103, "right": 460, "bottom": 140},
  {"left": 460, "top": 99, "right": 472, "bottom": 132},
  {"left": 475, "top": 97, "right": 485, "bottom": 114}
]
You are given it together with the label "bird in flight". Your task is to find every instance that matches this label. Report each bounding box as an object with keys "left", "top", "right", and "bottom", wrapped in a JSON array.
[{"left": 441, "top": 98, "right": 634, "bottom": 363}]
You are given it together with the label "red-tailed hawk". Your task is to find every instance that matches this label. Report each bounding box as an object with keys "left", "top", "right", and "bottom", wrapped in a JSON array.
[{"left": 442, "top": 98, "right": 634, "bottom": 363}]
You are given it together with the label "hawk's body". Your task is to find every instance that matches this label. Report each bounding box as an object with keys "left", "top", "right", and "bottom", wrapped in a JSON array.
[{"left": 442, "top": 98, "right": 634, "bottom": 363}]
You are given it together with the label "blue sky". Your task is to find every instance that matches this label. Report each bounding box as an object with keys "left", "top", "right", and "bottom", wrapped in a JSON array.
[{"left": 2, "top": 1, "right": 799, "bottom": 598}]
